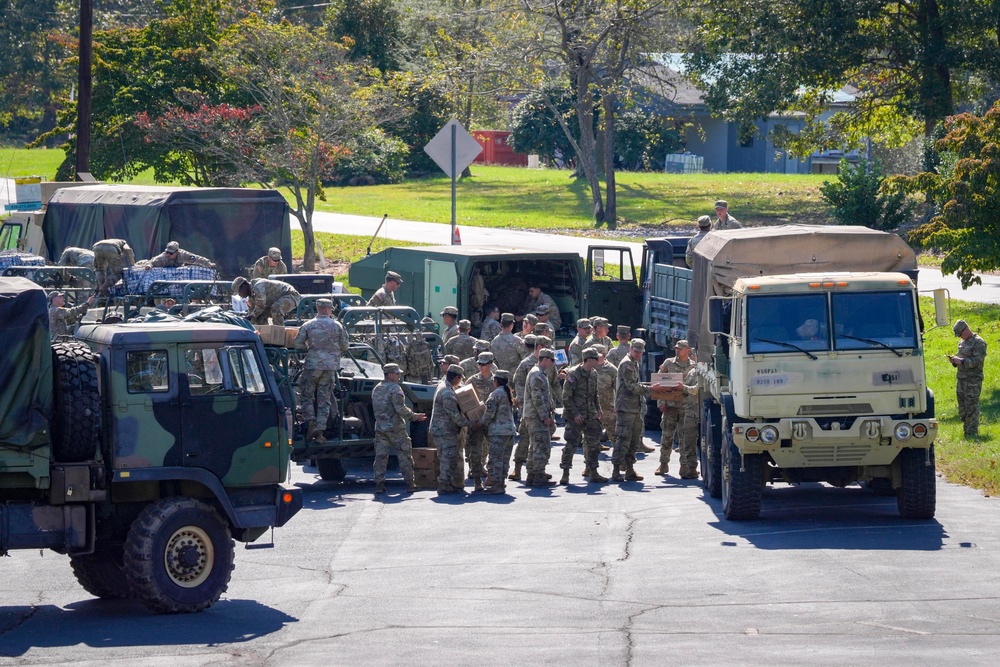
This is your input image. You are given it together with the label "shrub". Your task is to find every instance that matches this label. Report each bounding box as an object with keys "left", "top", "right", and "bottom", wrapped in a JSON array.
[
  {"left": 820, "top": 158, "right": 914, "bottom": 231},
  {"left": 328, "top": 128, "right": 409, "bottom": 185}
]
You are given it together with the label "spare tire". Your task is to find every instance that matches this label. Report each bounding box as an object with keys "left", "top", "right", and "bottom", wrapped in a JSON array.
[{"left": 51, "top": 341, "right": 101, "bottom": 462}]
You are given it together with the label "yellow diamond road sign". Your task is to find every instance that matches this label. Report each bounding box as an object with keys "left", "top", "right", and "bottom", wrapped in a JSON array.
[{"left": 423, "top": 119, "right": 483, "bottom": 178}]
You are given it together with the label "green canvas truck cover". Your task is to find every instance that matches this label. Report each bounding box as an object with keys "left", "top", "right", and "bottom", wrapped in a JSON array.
[
  {"left": 0, "top": 277, "right": 52, "bottom": 447},
  {"left": 41, "top": 185, "right": 291, "bottom": 279}
]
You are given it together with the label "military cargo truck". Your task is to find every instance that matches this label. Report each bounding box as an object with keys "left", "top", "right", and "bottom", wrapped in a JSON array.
[
  {"left": 688, "top": 225, "right": 940, "bottom": 520},
  {"left": 0, "top": 276, "right": 302, "bottom": 613}
]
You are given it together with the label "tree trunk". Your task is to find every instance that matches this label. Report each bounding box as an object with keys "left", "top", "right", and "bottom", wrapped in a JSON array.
[
  {"left": 575, "top": 78, "right": 605, "bottom": 226},
  {"left": 75, "top": 0, "right": 93, "bottom": 177},
  {"left": 297, "top": 209, "right": 316, "bottom": 272},
  {"left": 918, "top": 0, "right": 953, "bottom": 136},
  {"left": 602, "top": 92, "right": 617, "bottom": 230}
]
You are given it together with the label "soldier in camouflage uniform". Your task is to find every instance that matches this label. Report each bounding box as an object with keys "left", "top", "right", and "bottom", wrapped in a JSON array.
[
  {"left": 560, "top": 348, "right": 608, "bottom": 484},
  {"left": 949, "top": 319, "right": 988, "bottom": 438},
  {"left": 510, "top": 334, "right": 540, "bottom": 481},
  {"left": 516, "top": 313, "right": 538, "bottom": 341},
  {"left": 445, "top": 319, "right": 477, "bottom": 360},
  {"left": 251, "top": 247, "right": 288, "bottom": 279},
  {"left": 491, "top": 313, "right": 527, "bottom": 375},
  {"left": 585, "top": 317, "right": 613, "bottom": 352},
  {"left": 521, "top": 285, "right": 562, "bottom": 332},
  {"left": 593, "top": 344, "right": 618, "bottom": 445},
  {"left": 612, "top": 338, "right": 655, "bottom": 483},
  {"left": 480, "top": 370, "right": 516, "bottom": 494},
  {"left": 149, "top": 241, "right": 215, "bottom": 269},
  {"left": 465, "top": 352, "right": 496, "bottom": 489},
  {"left": 368, "top": 271, "right": 402, "bottom": 307},
  {"left": 606, "top": 325, "right": 631, "bottom": 368},
  {"left": 568, "top": 318, "right": 592, "bottom": 366},
  {"left": 524, "top": 348, "right": 558, "bottom": 486},
  {"left": 431, "top": 365, "right": 471, "bottom": 495},
  {"left": 56, "top": 247, "right": 94, "bottom": 268},
  {"left": 372, "top": 363, "right": 427, "bottom": 494},
  {"left": 91, "top": 238, "right": 136, "bottom": 296},
  {"left": 460, "top": 339, "right": 495, "bottom": 378},
  {"left": 440, "top": 306, "right": 459, "bottom": 342},
  {"left": 48, "top": 291, "right": 95, "bottom": 338},
  {"left": 234, "top": 276, "right": 302, "bottom": 325},
  {"left": 480, "top": 305, "right": 502, "bottom": 341},
  {"left": 656, "top": 339, "right": 696, "bottom": 477},
  {"left": 294, "top": 298, "right": 349, "bottom": 442}
]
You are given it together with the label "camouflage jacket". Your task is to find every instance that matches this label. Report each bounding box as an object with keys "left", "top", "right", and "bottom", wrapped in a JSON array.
[
  {"left": 92, "top": 239, "right": 135, "bottom": 265},
  {"left": 49, "top": 303, "right": 89, "bottom": 338},
  {"left": 514, "top": 355, "right": 538, "bottom": 403},
  {"left": 562, "top": 364, "right": 600, "bottom": 421},
  {"left": 248, "top": 279, "right": 300, "bottom": 320},
  {"left": 584, "top": 334, "right": 613, "bottom": 352},
  {"left": 251, "top": 256, "right": 287, "bottom": 279},
  {"left": 490, "top": 333, "right": 526, "bottom": 375},
  {"left": 150, "top": 248, "right": 213, "bottom": 268},
  {"left": 481, "top": 386, "right": 516, "bottom": 435},
  {"left": 595, "top": 360, "right": 617, "bottom": 412},
  {"left": 480, "top": 317, "right": 502, "bottom": 341},
  {"left": 294, "top": 315, "right": 349, "bottom": 371},
  {"left": 372, "top": 379, "right": 416, "bottom": 433},
  {"left": 367, "top": 286, "right": 396, "bottom": 307},
  {"left": 568, "top": 334, "right": 588, "bottom": 366},
  {"left": 521, "top": 291, "right": 561, "bottom": 331},
  {"left": 615, "top": 356, "right": 651, "bottom": 413},
  {"left": 57, "top": 247, "right": 94, "bottom": 267},
  {"left": 430, "top": 382, "right": 470, "bottom": 437},
  {"left": 656, "top": 355, "right": 694, "bottom": 409},
  {"left": 606, "top": 344, "right": 629, "bottom": 368},
  {"left": 523, "top": 365, "right": 553, "bottom": 422},
  {"left": 461, "top": 357, "right": 497, "bottom": 379},
  {"left": 957, "top": 333, "right": 988, "bottom": 380},
  {"left": 465, "top": 370, "right": 495, "bottom": 406},
  {"left": 442, "top": 323, "right": 459, "bottom": 343},
  {"left": 686, "top": 230, "right": 709, "bottom": 268},
  {"left": 444, "top": 333, "right": 477, "bottom": 361}
]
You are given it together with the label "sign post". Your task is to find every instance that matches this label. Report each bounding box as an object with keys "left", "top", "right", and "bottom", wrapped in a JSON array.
[{"left": 424, "top": 119, "right": 482, "bottom": 245}]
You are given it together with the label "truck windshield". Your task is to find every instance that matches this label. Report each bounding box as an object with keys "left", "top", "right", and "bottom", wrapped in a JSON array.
[
  {"left": 832, "top": 291, "right": 917, "bottom": 351},
  {"left": 746, "top": 294, "right": 829, "bottom": 355}
]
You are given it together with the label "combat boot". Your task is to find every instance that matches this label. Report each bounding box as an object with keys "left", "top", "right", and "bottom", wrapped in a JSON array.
[
  {"left": 405, "top": 480, "right": 419, "bottom": 493},
  {"left": 559, "top": 469, "right": 570, "bottom": 485},
  {"left": 655, "top": 462, "right": 669, "bottom": 476},
  {"left": 509, "top": 461, "right": 523, "bottom": 481},
  {"left": 625, "top": 463, "right": 644, "bottom": 481},
  {"left": 474, "top": 477, "right": 484, "bottom": 492},
  {"left": 374, "top": 481, "right": 386, "bottom": 494},
  {"left": 437, "top": 483, "right": 459, "bottom": 495},
  {"left": 486, "top": 483, "right": 506, "bottom": 495},
  {"left": 530, "top": 472, "right": 557, "bottom": 487},
  {"left": 306, "top": 420, "right": 321, "bottom": 441},
  {"left": 680, "top": 466, "right": 699, "bottom": 480},
  {"left": 588, "top": 467, "right": 609, "bottom": 483},
  {"left": 611, "top": 464, "right": 624, "bottom": 482},
  {"left": 639, "top": 442, "right": 656, "bottom": 453}
]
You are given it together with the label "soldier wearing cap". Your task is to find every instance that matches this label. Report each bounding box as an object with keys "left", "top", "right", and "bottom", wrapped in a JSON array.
[
  {"left": 368, "top": 271, "right": 403, "bottom": 307},
  {"left": 294, "top": 297, "right": 349, "bottom": 443},
  {"left": 233, "top": 275, "right": 301, "bottom": 325},
  {"left": 372, "top": 363, "right": 427, "bottom": 494},
  {"left": 517, "top": 313, "right": 538, "bottom": 341},
  {"left": 480, "top": 369, "right": 516, "bottom": 493},
  {"left": 464, "top": 351, "right": 496, "bottom": 489},
  {"left": 524, "top": 348, "right": 558, "bottom": 486},
  {"left": 569, "top": 318, "right": 593, "bottom": 366},
  {"left": 686, "top": 215, "right": 712, "bottom": 267},
  {"left": 656, "top": 339, "right": 697, "bottom": 478},
  {"left": 612, "top": 338, "right": 657, "bottom": 482},
  {"left": 480, "top": 304, "right": 502, "bottom": 341},
  {"left": 521, "top": 284, "right": 562, "bottom": 332},
  {"left": 150, "top": 241, "right": 215, "bottom": 269},
  {"left": 440, "top": 306, "right": 460, "bottom": 342},
  {"left": 593, "top": 344, "right": 618, "bottom": 447},
  {"left": 91, "top": 238, "right": 136, "bottom": 296},
  {"left": 491, "top": 313, "right": 527, "bottom": 375},
  {"left": 430, "top": 363, "right": 471, "bottom": 495},
  {"left": 445, "top": 319, "right": 477, "bottom": 360},
  {"left": 57, "top": 246, "right": 95, "bottom": 268},
  {"left": 712, "top": 200, "right": 742, "bottom": 231},
  {"left": 607, "top": 325, "right": 632, "bottom": 368},
  {"left": 48, "top": 291, "right": 95, "bottom": 338},
  {"left": 949, "top": 319, "right": 988, "bottom": 438},
  {"left": 252, "top": 247, "right": 288, "bottom": 279},
  {"left": 585, "top": 316, "right": 613, "bottom": 352},
  {"left": 560, "top": 347, "right": 609, "bottom": 484},
  {"left": 460, "top": 339, "right": 494, "bottom": 378}
]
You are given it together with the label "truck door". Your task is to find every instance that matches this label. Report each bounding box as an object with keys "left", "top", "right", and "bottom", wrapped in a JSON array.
[
  {"left": 586, "top": 246, "right": 641, "bottom": 329},
  {"left": 113, "top": 347, "right": 183, "bottom": 468},
  {"left": 178, "top": 343, "right": 281, "bottom": 484},
  {"left": 425, "top": 258, "right": 459, "bottom": 326}
]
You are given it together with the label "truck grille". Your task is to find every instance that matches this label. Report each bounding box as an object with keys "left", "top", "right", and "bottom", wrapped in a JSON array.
[
  {"left": 798, "top": 403, "right": 873, "bottom": 416},
  {"left": 799, "top": 444, "right": 871, "bottom": 465}
]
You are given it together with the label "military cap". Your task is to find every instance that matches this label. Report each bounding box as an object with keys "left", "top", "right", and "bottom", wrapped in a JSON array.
[
  {"left": 697, "top": 215, "right": 712, "bottom": 229},
  {"left": 714, "top": 200, "right": 728, "bottom": 209},
  {"left": 232, "top": 276, "right": 249, "bottom": 293},
  {"left": 165, "top": 241, "right": 180, "bottom": 253},
  {"left": 953, "top": 319, "right": 969, "bottom": 336},
  {"left": 382, "top": 363, "right": 402, "bottom": 374},
  {"left": 385, "top": 270, "right": 403, "bottom": 284},
  {"left": 582, "top": 348, "right": 599, "bottom": 361},
  {"left": 494, "top": 369, "right": 510, "bottom": 381},
  {"left": 523, "top": 334, "right": 538, "bottom": 347},
  {"left": 447, "top": 365, "right": 465, "bottom": 378},
  {"left": 458, "top": 319, "right": 472, "bottom": 331},
  {"left": 473, "top": 339, "right": 491, "bottom": 352},
  {"left": 476, "top": 352, "right": 495, "bottom": 365},
  {"left": 535, "top": 303, "right": 551, "bottom": 315},
  {"left": 592, "top": 316, "right": 609, "bottom": 328},
  {"left": 592, "top": 344, "right": 607, "bottom": 356},
  {"left": 538, "top": 348, "right": 556, "bottom": 360},
  {"left": 268, "top": 247, "right": 282, "bottom": 261},
  {"left": 524, "top": 313, "right": 538, "bottom": 325},
  {"left": 617, "top": 325, "right": 631, "bottom": 335},
  {"left": 576, "top": 318, "right": 593, "bottom": 329},
  {"left": 440, "top": 306, "right": 459, "bottom": 317},
  {"left": 536, "top": 336, "right": 552, "bottom": 348},
  {"left": 629, "top": 338, "right": 647, "bottom": 351},
  {"left": 674, "top": 339, "right": 690, "bottom": 349},
  {"left": 534, "top": 322, "right": 552, "bottom": 334},
  {"left": 47, "top": 290, "right": 64, "bottom": 303},
  {"left": 442, "top": 354, "right": 461, "bottom": 365},
  {"left": 501, "top": 312, "right": 516, "bottom": 323},
  {"left": 315, "top": 298, "right": 333, "bottom": 309}
]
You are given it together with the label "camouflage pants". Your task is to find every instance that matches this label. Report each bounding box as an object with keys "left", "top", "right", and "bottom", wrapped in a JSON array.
[
  {"left": 678, "top": 410, "right": 699, "bottom": 471},
  {"left": 957, "top": 376, "right": 983, "bottom": 437},
  {"left": 601, "top": 409, "right": 616, "bottom": 442},
  {"left": 514, "top": 416, "right": 532, "bottom": 464},
  {"left": 436, "top": 432, "right": 460, "bottom": 486},
  {"left": 561, "top": 418, "right": 602, "bottom": 470},
  {"left": 271, "top": 294, "right": 300, "bottom": 325},
  {"left": 298, "top": 369, "right": 337, "bottom": 426},
  {"left": 466, "top": 426, "right": 488, "bottom": 477},
  {"left": 93, "top": 253, "right": 127, "bottom": 296},
  {"left": 659, "top": 407, "right": 683, "bottom": 464},
  {"left": 487, "top": 435, "right": 515, "bottom": 485},
  {"left": 452, "top": 428, "right": 466, "bottom": 487},
  {"left": 527, "top": 418, "right": 552, "bottom": 476},
  {"left": 612, "top": 411, "right": 644, "bottom": 466},
  {"left": 373, "top": 428, "right": 414, "bottom": 484}
]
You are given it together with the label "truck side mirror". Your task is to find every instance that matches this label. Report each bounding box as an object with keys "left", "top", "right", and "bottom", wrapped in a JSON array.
[
  {"left": 708, "top": 298, "right": 725, "bottom": 334},
  {"left": 933, "top": 289, "right": 949, "bottom": 327}
]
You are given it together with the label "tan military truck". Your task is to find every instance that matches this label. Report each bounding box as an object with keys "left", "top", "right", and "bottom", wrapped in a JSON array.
[{"left": 688, "top": 225, "right": 943, "bottom": 520}]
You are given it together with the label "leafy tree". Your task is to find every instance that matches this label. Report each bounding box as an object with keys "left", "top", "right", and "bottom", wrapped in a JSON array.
[
  {"left": 325, "top": 0, "right": 404, "bottom": 72},
  {"left": 820, "top": 159, "right": 914, "bottom": 231},
  {"left": 378, "top": 72, "right": 452, "bottom": 173},
  {"left": 508, "top": 84, "right": 578, "bottom": 164}
]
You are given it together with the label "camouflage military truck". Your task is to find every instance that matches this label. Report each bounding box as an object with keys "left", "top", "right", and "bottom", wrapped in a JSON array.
[{"left": 0, "top": 277, "right": 302, "bottom": 613}]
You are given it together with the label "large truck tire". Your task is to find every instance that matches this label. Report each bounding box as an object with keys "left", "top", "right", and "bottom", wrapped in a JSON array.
[
  {"left": 70, "top": 546, "right": 133, "bottom": 600},
  {"left": 317, "top": 458, "right": 347, "bottom": 482},
  {"left": 124, "top": 497, "right": 235, "bottom": 614},
  {"left": 51, "top": 341, "right": 101, "bottom": 462},
  {"left": 700, "top": 399, "right": 722, "bottom": 499},
  {"left": 897, "top": 446, "right": 936, "bottom": 519},
  {"left": 721, "top": 428, "right": 762, "bottom": 521}
]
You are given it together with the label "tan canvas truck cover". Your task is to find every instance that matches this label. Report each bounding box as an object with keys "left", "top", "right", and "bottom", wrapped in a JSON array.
[{"left": 688, "top": 225, "right": 917, "bottom": 359}]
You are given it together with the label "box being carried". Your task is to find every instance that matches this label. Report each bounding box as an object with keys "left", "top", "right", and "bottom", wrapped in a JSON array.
[
  {"left": 255, "top": 325, "right": 286, "bottom": 346},
  {"left": 283, "top": 327, "right": 300, "bottom": 348},
  {"left": 651, "top": 372, "right": 685, "bottom": 401},
  {"left": 454, "top": 384, "right": 482, "bottom": 414}
]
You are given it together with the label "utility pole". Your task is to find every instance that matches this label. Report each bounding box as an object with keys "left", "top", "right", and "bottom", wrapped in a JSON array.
[{"left": 75, "top": 0, "right": 93, "bottom": 178}]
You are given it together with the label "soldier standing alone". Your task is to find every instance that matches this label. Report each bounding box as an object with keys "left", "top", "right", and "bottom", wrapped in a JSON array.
[
  {"left": 294, "top": 298, "right": 349, "bottom": 443},
  {"left": 949, "top": 319, "right": 988, "bottom": 439},
  {"left": 372, "top": 363, "right": 427, "bottom": 494}
]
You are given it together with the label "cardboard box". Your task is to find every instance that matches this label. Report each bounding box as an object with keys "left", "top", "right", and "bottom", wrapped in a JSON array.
[
  {"left": 411, "top": 447, "right": 438, "bottom": 470},
  {"left": 254, "top": 325, "right": 286, "bottom": 346},
  {"left": 413, "top": 467, "right": 438, "bottom": 489},
  {"left": 454, "top": 384, "right": 480, "bottom": 413},
  {"left": 283, "top": 326, "right": 300, "bottom": 348},
  {"left": 465, "top": 403, "right": 486, "bottom": 423},
  {"left": 651, "top": 385, "right": 684, "bottom": 402},
  {"left": 651, "top": 372, "right": 684, "bottom": 384}
]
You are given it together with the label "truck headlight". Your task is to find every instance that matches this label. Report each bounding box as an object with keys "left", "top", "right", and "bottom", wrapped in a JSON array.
[
  {"left": 913, "top": 423, "right": 928, "bottom": 438},
  {"left": 760, "top": 426, "right": 779, "bottom": 444},
  {"left": 745, "top": 427, "right": 760, "bottom": 443},
  {"left": 894, "top": 423, "right": 913, "bottom": 441}
]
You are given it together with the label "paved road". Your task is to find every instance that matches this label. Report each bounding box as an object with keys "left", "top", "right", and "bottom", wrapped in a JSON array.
[
  {"left": 3, "top": 435, "right": 1000, "bottom": 665},
  {"left": 310, "top": 211, "right": 1000, "bottom": 304}
]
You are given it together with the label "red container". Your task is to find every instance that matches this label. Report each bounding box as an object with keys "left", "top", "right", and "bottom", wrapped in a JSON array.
[{"left": 472, "top": 131, "right": 529, "bottom": 166}]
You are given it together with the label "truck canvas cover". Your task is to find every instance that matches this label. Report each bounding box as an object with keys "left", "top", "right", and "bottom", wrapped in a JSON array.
[
  {"left": 0, "top": 277, "right": 52, "bottom": 446},
  {"left": 42, "top": 185, "right": 291, "bottom": 279},
  {"left": 688, "top": 225, "right": 918, "bottom": 354}
]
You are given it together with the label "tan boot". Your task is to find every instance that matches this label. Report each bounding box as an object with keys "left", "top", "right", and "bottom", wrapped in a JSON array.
[
  {"left": 306, "top": 420, "right": 321, "bottom": 441},
  {"left": 625, "top": 464, "right": 644, "bottom": 481},
  {"left": 640, "top": 443, "right": 656, "bottom": 453},
  {"left": 508, "top": 461, "right": 523, "bottom": 481},
  {"left": 655, "top": 462, "right": 669, "bottom": 475},
  {"left": 588, "top": 467, "right": 609, "bottom": 483},
  {"left": 611, "top": 464, "right": 624, "bottom": 482},
  {"left": 559, "top": 469, "right": 570, "bottom": 485}
]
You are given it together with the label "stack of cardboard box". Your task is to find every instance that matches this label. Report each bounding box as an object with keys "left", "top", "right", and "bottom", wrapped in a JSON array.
[{"left": 411, "top": 447, "right": 438, "bottom": 488}]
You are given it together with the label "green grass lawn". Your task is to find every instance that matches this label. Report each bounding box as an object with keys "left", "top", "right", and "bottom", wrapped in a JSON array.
[
  {"left": 921, "top": 296, "right": 1000, "bottom": 495},
  {"left": 291, "top": 230, "right": 426, "bottom": 289},
  {"left": 0, "top": 146, "right": 160, "bottom": 185}
]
